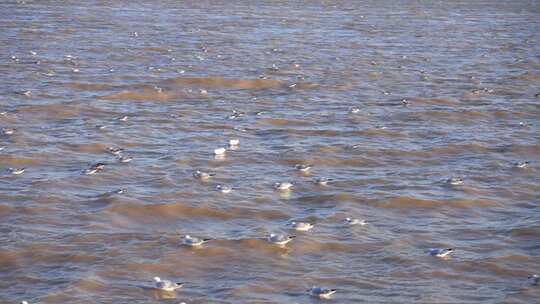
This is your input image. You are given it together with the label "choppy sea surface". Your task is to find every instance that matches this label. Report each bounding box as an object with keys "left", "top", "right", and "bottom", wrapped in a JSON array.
[{"left": 1, "top": 1, "right": 539, "bottom": 303}]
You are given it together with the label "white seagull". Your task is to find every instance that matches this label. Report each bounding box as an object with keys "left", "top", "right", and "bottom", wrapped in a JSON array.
[
  {"left": 314, "top": 177, "right": 333, "bottom": 186},
  {"left": 9, "top": 168, "right": 25, "bottom": 175},
  {"left": 153, "top": 276, "right": 184, "bottom": 291},
  {"left": 428, "top": 248, "right": 454, "bottom": 258},
  {"left": 229, "top": 139, "right": 240, "bottom": 147},
  {"left": 193, "top": 170, "right": 214, "bottom": 180},
  {"left": 514, "top": 161, "right": 529, "bottom": 169},
  {"left": 2, "top": 128, "right": 15, "bottom": 135},
  {"left": 447, "top": 177, "right": 464, "bottom": 186},
  {"left": 214, "top": 147, "right": 226, "bottom": 156},
  {"left": 180, "top": 235, "right": 211, "bottom": 247},
  {"left": 216, "top": 185, "right": 232, "bottom": 193},
  {"left": 84, "top": 163, "right": 105, "bottom": 175},
  {"left": 295, "top": 164, "right": 313, "bottom": 172},
  {"left": 107, "top": 147, "right": 124, "bottom": 155},
  {"left": 267, "top": 233, "right": 295, "bottom": 246},
  {"left": 274, "top": 182, "right": 293, "bottom": 191},
  {"left": 308, "top": 286, "right": 337, "bottom": 299},
  {"left": 288, "top": 221, "right": 314, "bottom": 231},
  {"left": 343, "top": 218, "right": 366, "bottom": 226},
  {"left": 118, "top": 155, "right": 132, "bottom": 163}
]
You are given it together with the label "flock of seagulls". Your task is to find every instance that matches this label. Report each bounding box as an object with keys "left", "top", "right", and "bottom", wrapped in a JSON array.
[
  {"left": 2, "top": 55, "right": 535, "bottom": 304},
  {"left": 4, "top": 124, "right": 537, "bottom": 302}
]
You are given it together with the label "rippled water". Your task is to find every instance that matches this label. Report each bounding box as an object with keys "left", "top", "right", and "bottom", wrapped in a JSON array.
[{"left": 1, "top": 1, "right": 539, "bottom": 303}]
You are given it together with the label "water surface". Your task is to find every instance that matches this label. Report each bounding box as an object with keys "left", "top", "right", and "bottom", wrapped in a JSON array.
[{"left": 1, "top": 1, "right": 539, "bottom": 303}]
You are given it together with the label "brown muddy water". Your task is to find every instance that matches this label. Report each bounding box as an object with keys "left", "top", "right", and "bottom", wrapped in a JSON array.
[{"left": 1, "top": 1, "right": 540, "bottom": 303}]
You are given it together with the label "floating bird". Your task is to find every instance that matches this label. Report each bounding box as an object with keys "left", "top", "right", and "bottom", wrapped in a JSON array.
[
  {"left": 153, "top": 277, "right": 184, "bottom": 291},
  {"left": 8, "top": 168, "right": 25, "bottom": 175},
  {"left": 343, "top": 218, "right": 366, "bottom": 226},
  {"left": 23, "top": 90, "right": 32, "bottom": 97},
  {"left": 180, "top": 235, "right": 211, "bottom": 247},
  {"left": 274, "top": 182, "right": 293, "bottom": 191},
  {"left": 21, "top": 301, "right": 29, "bottom": 304},
  {"left": 85, "top": 168, "right": 99, "bottom": 175},
  {"left": 447, "top": 177, "right": 464, "bottom": 186},
  {"left": 267, "top": 233, "right": 295, "bottom": 246},
  {"left": 295, "top": 164, "right": 313, "bottom": 172},
  {"left": 288, "top": 221, "right": 314, "bottom": 231},
  {"left": 428, "top": 248, "right": 454, "bottom": 258},
  {"left": 85, "top": 163, "right": 105, "bottom": 175},
  {"left": 228, "top": 110, "right": 244, "bottom": 120},
  {"left": 118, "top": 156, "right": 132, "bottom": 163},
  {"left": 96, "top": 125, "right": 107, "bottom": 130},
  {"left": 107, "top": 147, "right": 124, "bottom": 155},
  {"left": 350, "top": 107, "right": 360, "bottom": 114},
  {"left": 193, "top": 170, "right": 214, "bottom": 180},
  {"left": 514, "top": 161, "right": 529, "bottom": 169},
  {"left": 214, "top": 147, "right": 226, "bottom": 156},
  {"left": 118, "top": 115, "right": 129, "bottom": 122},
  {"left": 314, "top": 177, "right": 333, "bottom": 186},
  {"left": 529, "top": 274, "right": 539, "bottom": 285},
  {"left": 229, "top": 139, "right": 240, "bottom": 147},
  {"left": 2, "top": 128, "right": 15, "bottom": 135},
  {"left": 308, "top": 287, "right": 337, "bottom": 299},
  {"left": 216, "top": 185, "right": 232, "bottom": 193}
]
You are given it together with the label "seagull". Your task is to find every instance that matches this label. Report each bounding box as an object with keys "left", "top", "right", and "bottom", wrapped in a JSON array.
[
  {"left": 267, "top": 233, "right": 295, "bottom": 246},
  {"left": 85, "top": 163, "right": 105, "bottom": 175},
  {"left": 2, "top": 128, "right": 15, "bottom": 135},
  {"left": 118, "top": 115, "right": 129, "bottom": 122},
  {"left": 428, "top": 248, "right": 454, "bottom": 258},
  {"left": 216, "top": 185, "right": 232, "bottom": 193},
  {"left": 314, "top": 177, "right": 333, "bottom": 186},
  {"left": 343, "top": 218, "right": 366, "bottom": 226},
  {"left": 180, "top": 235, "right": 211, "bottom": 247},
  {"left": 96, "top": 125, "right": 107, "bottom": 130},
  {"left": 529, "top": 274, "right": 539, "bottom": 285},
  {"left": 117, "top": 156, "right": 132, "bottom": 163},
  {"left": 153, "top": 276, "right": 184, "bottom": 291},
  {"left": 514, "top": 161, "right": 529, "bottom": 169},
  {"left": 308, "top": 287, "right": 337, "bottom": 299},
  {"left": 107, "top": 147, "right": 124, "bottom": 155},
  {"left": 229, "top": 139, "right": 240, "bottom": 147},
  {"left": 295, "top": 164, "right": 313, "bottom": 172},
  {"left": 288, "top": 221, "right": 314, "bottom": 231},
  {"left": 8, "top": 168, "right": 25, "bottom": 175},
  {"left": 21, "top": 301, "right": 29, "bottom": 304},
  {"left": 227, "top": 110, "right": 244, "bottom": 120},
  {"left": 350, "top": 108, "right": 360, "bottom": 114},
  {"left": 193, "top": 170, "right": 214, "bottom": 180},
  {"left": 274, "top": 182, "right": 293, "bottom": 191},
  {"left": 447, "top": 177, "right": 464, "bottom": 186},
  {"left": 214, "top": 147, "right": 226, "bottom": 156}
]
